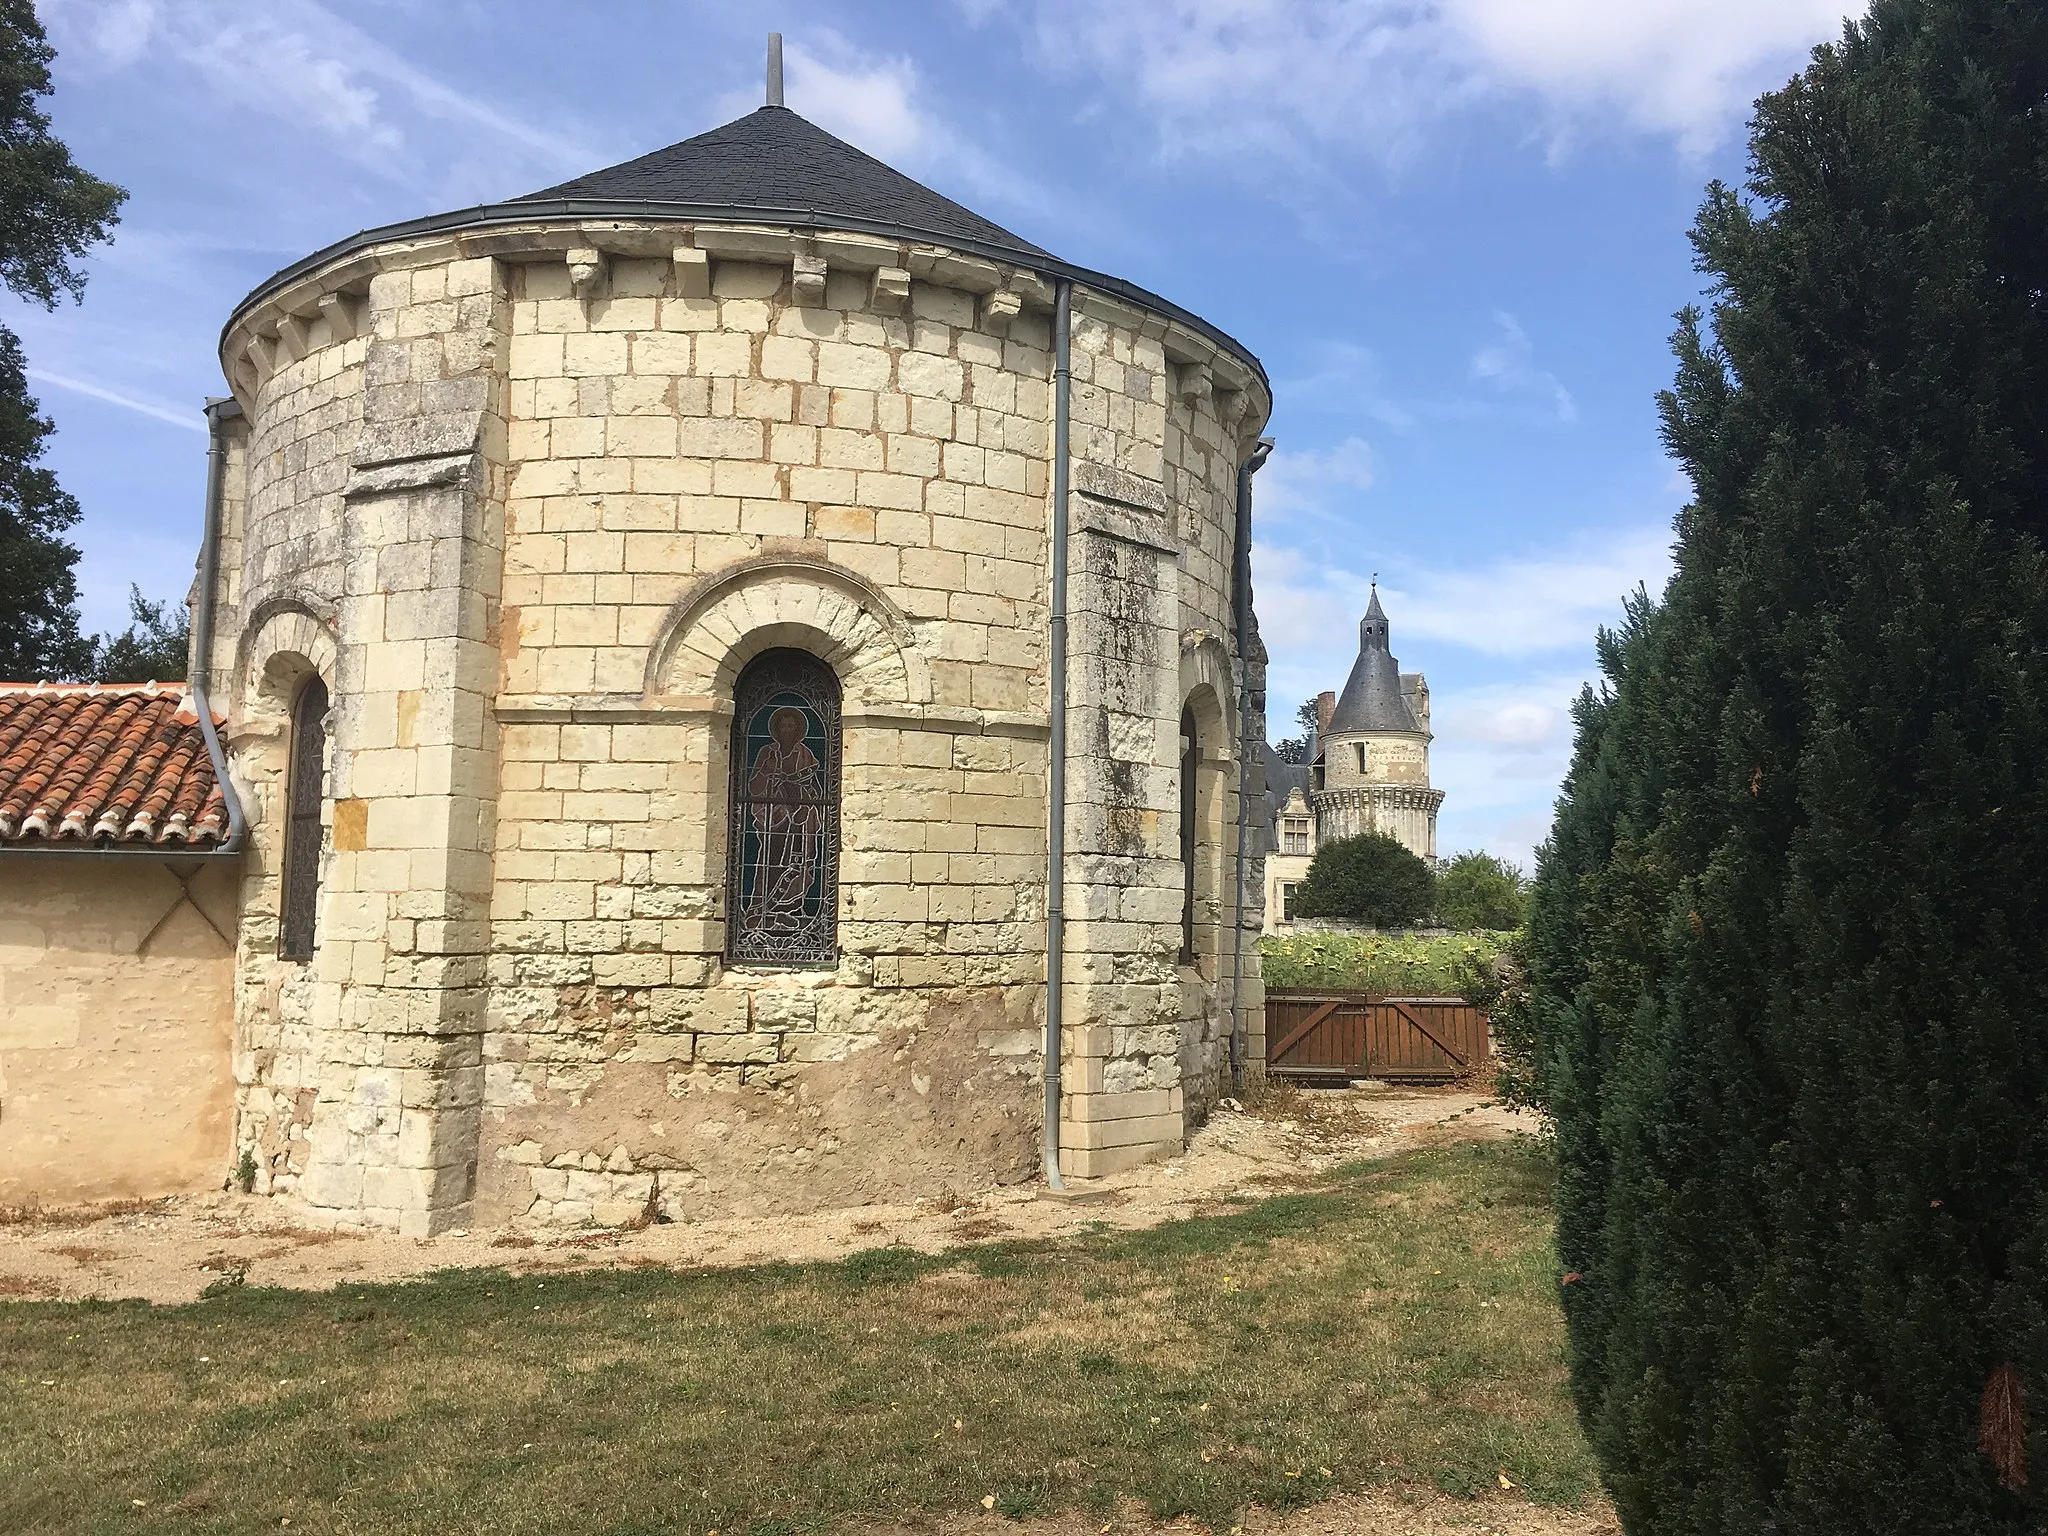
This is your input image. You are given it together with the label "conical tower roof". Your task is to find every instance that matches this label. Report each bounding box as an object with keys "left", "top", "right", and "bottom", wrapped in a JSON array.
[
  {"left": 227, "top": 103, "right": 1266, "bottom": 392},
  {"left": 1327, "top": 586, "right": 1420, "bottom": 735},
  {"left": 509, "top": 106, "right": 1056, "bottom": 266}
]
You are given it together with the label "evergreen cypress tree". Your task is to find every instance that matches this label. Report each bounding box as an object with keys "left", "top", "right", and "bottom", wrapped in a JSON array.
[{"left": 1530, "top": 2, "right": 2048, "bottom": 1530}]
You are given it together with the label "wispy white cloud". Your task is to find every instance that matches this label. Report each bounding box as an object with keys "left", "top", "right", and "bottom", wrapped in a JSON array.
[
  {"left": 1445, "top": 0, "right": 1853, "bottom": 156},
  {"left": 1252, "top": 520, "right": 1670, "bottom": 710},
  {"left": 1027, "top": 1, "right": 1472, "bottom": 170},
  {"left": 1386, "top": 527, "right": 1671, "bottom": 657},
  {"left": 46, "top": 0, "right": 591, "bottom": 189},
  {"left": 1274, "top": 342, "right": 1419, "bottom": 432},
  {"left": 710, "top": 31, "right": 1054, "bottom": 223},
  {"left": 1471, "top": 311, "right": 1576, "bottom": 424},
  {"left": 788, "top": 39, "right": 928, "bottom": 161},
  {"left": 1254, "top": 436, "right": 1378, "bottom": 529},
  {"left": 27, "top": 367, "right": 206, "bottom": 432},
  {"left": 1429, "top": 672, "right": 1594, "bottom": 865},
  {"left": 1252, "top": 528, "right": 1642, "bottom": 866},
  {"left": 1011, "top": 0, "right": 1855, "bottom": 171}
]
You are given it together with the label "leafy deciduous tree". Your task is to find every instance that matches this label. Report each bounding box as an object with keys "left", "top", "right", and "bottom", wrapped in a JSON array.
[
  {"left": 1434, "top": 850, "right": 1529, "bottom": 931},
  {"left": 88, "top": 584, "right": 187, "bottom": 683},
  {"left": 0, "top": 0, "right": 124, "bottom": 682}
]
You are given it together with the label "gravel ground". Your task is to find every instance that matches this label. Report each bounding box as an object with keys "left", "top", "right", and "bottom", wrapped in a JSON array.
[{"left": 0, "top": 1085, "right": 1538, "bottom": 1305}]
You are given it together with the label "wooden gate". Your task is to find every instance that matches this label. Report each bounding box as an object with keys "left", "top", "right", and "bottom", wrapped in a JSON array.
[{"left": 1263, "top": 989, "right": 1488, "bottom": 1082}]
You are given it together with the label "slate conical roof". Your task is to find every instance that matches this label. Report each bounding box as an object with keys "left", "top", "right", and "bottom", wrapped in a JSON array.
[
  {"left": 510, "top": 106, "right": 1056, "bottom": 266},
  {"left": 228, "top": 104, "right": 1268, "bottom": 390},
  {"left": 1327, "top": 587, "right": 1421, "bottom": 735}
]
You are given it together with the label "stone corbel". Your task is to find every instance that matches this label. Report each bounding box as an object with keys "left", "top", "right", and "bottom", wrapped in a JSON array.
[
  {"left": 870, "top": 266, "right": 911, "bottom": 314},
  {"left": 1216, "top": 387, "right": 1250, "bottom": 430},
  {"left": 274, "top": 313, "right": 313, "bottom": 363},
  {"left": 318, "top": 290, "right": 361, "bottom": 343},
  {"left": 1175, "top": 360, "right": 1213, "bottom": 407},
  {"left": 908, "top": 246, "right": 1003, "bottom": 293},
  {"left": 244, "top": 333, "right": 279, "bottom": 382},
  {"left": 567, "top": 246, "right": 609, "bottom": 301},
  {"left": 1006, "top": 270, "right": 1055, "bottom": 310},
  {"left": 672, "top": 245, "right": 711, "bottom": 299},
  {"left": 981, "top": 290, "right": 1024, "bottom": 334},
  {"left": 791, "top": 251, "right": 828, "bottom": 307}
]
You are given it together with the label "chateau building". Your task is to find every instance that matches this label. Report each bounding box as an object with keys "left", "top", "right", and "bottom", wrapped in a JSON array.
[
  {"left": 0, "top": 88, "right": 1281, "bottom": 1231},
  {"left": 1262, "top": 588, "right": 1444, "bottom": 931}
]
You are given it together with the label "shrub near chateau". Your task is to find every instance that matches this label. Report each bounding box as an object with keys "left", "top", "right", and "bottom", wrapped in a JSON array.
[
  {"left": 1530, "top": 2, "right": 2048, "bottom": 1531},
  {"left": 1290, "top": 832, "right": 1434, "bottom": 928},
  {"left": 1434, "top": 851, "right": 1529, "bottom": 931}
]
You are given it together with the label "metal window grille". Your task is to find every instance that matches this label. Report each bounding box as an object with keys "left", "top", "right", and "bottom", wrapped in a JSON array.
[
  {"left": 726, "top": 649, "right": 841, "bottom": 967},
  {"left": 280, "top": 675, "right": 329, "bottom": 960}
]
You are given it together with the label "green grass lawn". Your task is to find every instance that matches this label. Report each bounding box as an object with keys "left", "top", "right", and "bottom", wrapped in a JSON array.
[{"left": 0, "top": 1141, "right": 1595, "bottom": 1535}]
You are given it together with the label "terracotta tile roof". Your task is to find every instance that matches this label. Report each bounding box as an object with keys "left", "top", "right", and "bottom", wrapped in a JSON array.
[{"left": 0, "top": 682, "right": 229, "bottom": 848}]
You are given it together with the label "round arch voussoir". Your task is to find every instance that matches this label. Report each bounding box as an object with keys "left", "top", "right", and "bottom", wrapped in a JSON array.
[{"left": 647, "top": 556, "right": 930, "bottom": 709}]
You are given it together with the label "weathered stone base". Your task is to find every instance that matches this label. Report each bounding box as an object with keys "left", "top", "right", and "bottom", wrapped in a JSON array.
[{"left": 476, "top": 986, "right": 1041, "bottom": 1225}]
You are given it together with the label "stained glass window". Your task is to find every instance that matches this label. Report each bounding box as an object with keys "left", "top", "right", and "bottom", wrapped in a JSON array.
[
  {"left": 281, "top": 674, "right": 328, "bottom": 960},
  {"left": 727, "top": 649, "right": 841, "bottom": 966}
]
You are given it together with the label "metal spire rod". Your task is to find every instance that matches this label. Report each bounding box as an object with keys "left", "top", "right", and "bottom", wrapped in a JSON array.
[{"left": 767, "top": 33, "right": 785, "bottom": 107}]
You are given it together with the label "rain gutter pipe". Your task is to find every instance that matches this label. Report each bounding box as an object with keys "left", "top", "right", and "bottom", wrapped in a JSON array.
[
  {"left": 187, "top": 397, "right": 247, "bottom": 857},
  {"left": 1042, "top": 279, "right": 1073, "bottom": 1191},
  {"left": 1226, "top": 436, "right": 1275, "bottom": 1090}
]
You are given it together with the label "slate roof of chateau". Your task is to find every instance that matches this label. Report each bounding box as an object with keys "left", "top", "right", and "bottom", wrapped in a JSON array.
[
  {"left": 0, "top": 683, "right": 229, "bottom": 848},
  {"left": 512, "top": 106, "right": 1055, "bottom": 265},
  {"left": 1328, "top": 589, "right": 1423, "bottom": 736},
  {"left": 1260, "top": 741, "right": 1314, "bottom": 849}
]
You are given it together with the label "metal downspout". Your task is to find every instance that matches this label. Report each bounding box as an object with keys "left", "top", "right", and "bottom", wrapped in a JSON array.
[
  {"left": 189, "top": 397, "right": 247, "bottom": 854},
  {"left": 1043, "top": 280, "right": 1073, "bottom": 1191},
  {"left": 1227, "top": 437, "right": 1275, "bottom": 1089}
]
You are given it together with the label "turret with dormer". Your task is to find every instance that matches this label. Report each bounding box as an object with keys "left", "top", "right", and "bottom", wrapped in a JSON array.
[{"left": 1310, "top": 587, "right": 1443, "bottom": 859}]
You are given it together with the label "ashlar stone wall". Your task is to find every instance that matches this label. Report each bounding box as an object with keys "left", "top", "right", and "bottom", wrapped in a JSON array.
[{"left": 212, "top": 220, "right": 1273, "bottom": 1232}]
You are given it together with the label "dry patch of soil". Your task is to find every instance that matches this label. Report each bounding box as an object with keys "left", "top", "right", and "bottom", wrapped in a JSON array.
[{"left": 0, "top": 1084, "right": 1536, "bottom": 1306}]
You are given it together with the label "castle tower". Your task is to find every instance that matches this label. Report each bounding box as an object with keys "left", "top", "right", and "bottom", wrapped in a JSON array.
[
  {"left": 202, "top": 90, "right": 1275, "bottom": 1232},
  {"left": 1310, "top": 587, "right": 1443, "bottom": 860}
]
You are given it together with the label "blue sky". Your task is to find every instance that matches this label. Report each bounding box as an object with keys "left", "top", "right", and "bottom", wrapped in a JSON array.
[{"left": 24, "top": 0, "right": 1861, "bottom": 866}]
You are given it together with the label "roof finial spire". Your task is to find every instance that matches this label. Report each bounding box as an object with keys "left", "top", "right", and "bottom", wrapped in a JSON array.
[{"left": 766, "top": 33, "right": 785, "bottom": 107}]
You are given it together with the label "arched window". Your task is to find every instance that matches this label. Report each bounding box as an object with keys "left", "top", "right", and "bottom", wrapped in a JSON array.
[
  {"left": 280, "top": 674, "right": 329, "bottom": 960},
  {"left": 727, "top": 649, "right": 841, "bottom": 966},
  {"left": 1180, "top": 704, "right": 1198, "bottom": 965}
]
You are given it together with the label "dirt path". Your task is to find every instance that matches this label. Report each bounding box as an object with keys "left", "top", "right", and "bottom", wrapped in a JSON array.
[{"left": 0, "top": 1084, "right": 1534, "bottom": 1306}]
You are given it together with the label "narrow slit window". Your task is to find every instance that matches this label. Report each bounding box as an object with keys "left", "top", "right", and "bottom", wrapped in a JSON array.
[
  {"left": 1180, "top": 705, "right": 1198, "bottom": 964},
  {"left": 280, "top": 675, "right": 329, "bottom": 960},
  {"left": 727, "top": 649, "right": 842, "bottom": 967}
]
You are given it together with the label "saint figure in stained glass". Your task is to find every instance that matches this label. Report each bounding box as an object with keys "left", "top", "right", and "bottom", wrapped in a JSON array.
[{"left": 727, "top": 650, "right": 840, "bottom": 965}]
